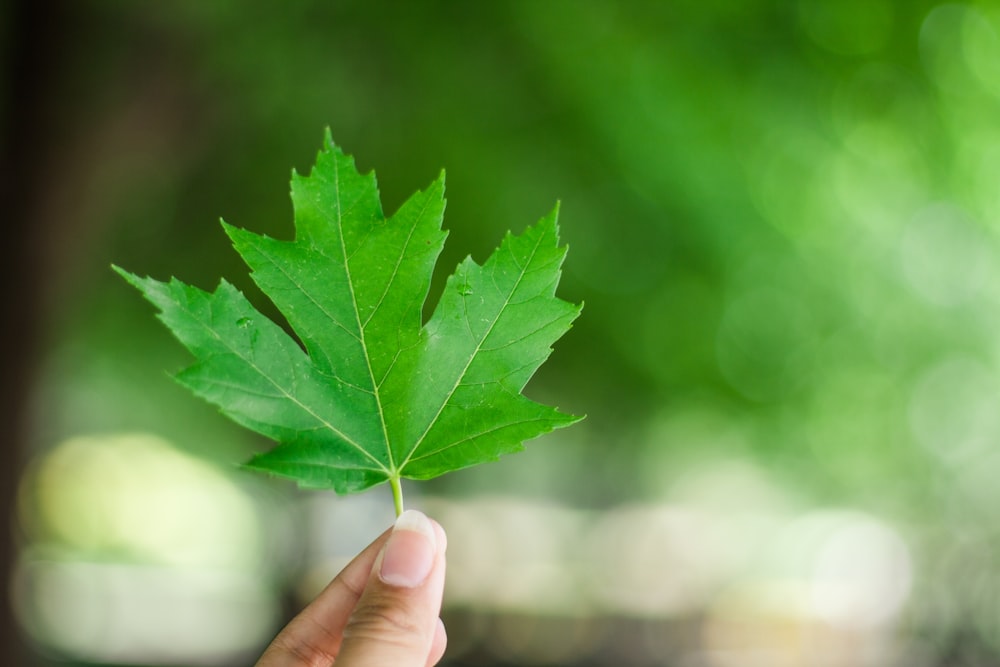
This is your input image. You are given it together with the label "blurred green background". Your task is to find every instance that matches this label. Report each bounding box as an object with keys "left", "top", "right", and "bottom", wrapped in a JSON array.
[{"left": 4, "top": 0, "right": 1000, "bottom": 665}]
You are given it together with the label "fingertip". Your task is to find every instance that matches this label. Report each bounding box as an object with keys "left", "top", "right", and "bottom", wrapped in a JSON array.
[
  {"left": 395, "top": 509, "right": 437, "bottom": 545},
  {"left": 430, "top": 519, "right": 447, "bottom": 554}
]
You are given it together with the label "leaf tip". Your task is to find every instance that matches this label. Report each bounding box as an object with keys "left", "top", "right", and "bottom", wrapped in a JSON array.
[
  {"left": 544, "top": 201, "right": 561, "bottom": 234},
  {"left": 219, "top": 218, "right": 248, "bottom": 246},
  {"left": 112, "top": 263, "right": 149, "bottom": 291},
  {"left": 320, "top": 127, "right": 354, "bottom": 165}
]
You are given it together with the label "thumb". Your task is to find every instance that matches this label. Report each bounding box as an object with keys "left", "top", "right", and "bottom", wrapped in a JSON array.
[{"left": 336, "top": 509, "right": 448, "bottom": 667}]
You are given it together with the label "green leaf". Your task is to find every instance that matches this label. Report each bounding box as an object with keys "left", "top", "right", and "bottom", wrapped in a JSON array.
[{"left": 115, "top": 130, "right": 582, "bottom": 506}]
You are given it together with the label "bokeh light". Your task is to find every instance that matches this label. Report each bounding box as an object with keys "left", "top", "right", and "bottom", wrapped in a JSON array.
[{"left": 15, "top": 434, "right": 280, "bottom": 664}]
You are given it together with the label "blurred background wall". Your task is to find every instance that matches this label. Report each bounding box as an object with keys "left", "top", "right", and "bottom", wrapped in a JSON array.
[{"left": 3, "top": 0, "right": 1000, "bottom": 665}]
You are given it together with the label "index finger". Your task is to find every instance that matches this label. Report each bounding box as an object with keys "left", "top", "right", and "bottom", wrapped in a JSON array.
[{"left": 255, "top": 527, "right": 392, "bottom": 667}]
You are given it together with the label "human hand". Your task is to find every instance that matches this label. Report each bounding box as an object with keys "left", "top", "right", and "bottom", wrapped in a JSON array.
[{"left": 255, "top": 510, "right": 447, "bottom": 667}]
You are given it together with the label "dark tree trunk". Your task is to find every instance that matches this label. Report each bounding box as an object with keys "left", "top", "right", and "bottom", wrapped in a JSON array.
[{"left": 0, "top": 0, "right": 71, "bottom": 663}]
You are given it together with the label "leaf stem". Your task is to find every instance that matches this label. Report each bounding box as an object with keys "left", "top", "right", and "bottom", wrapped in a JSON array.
[{"left": 390, "top": 475, "right": 405, "bottom": 517}]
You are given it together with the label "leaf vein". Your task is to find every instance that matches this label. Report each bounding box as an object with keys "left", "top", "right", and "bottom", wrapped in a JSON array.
[
  {"left": 175, "top": 296, "right": 387, "bottom": 472},
  {"left": 361, "top": 191, "right": 436, "bottom": 330},
  {"left": 399, "top": 228, "right": 547, "bottom": 470},
  {"left": 333, "top": 156, "right": 396, "bottom": 473},
  {"left": 406, "top": 416, "right": 566, "bottom": 464}
]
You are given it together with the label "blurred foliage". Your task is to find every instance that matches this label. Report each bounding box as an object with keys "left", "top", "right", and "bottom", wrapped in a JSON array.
[{"left": 17, "top": 0, "right": 1000, "bottom": 664}]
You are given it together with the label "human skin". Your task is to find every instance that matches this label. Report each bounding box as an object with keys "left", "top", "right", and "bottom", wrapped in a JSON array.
[{"left": 255, "top": 510, "right": 447, "bottom": 667}]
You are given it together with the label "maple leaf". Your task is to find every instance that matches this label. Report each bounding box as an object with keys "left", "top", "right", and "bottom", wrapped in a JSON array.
[{"left": 115, "top": 131, "right": 582, "bottom": 513}]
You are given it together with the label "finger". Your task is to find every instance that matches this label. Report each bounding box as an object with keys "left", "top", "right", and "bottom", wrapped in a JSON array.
[
  {"left": 426, "top": 617, "right": 448, "bottom": 667},
  {"left": 335, "top": 510, "right": 448, "bottom": 667},
  {"left": 423, "top": 524, "right": 449, "bottom": 667},
  {"left": 255, "top": 527, "right": 391, "bottom": 667}
]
